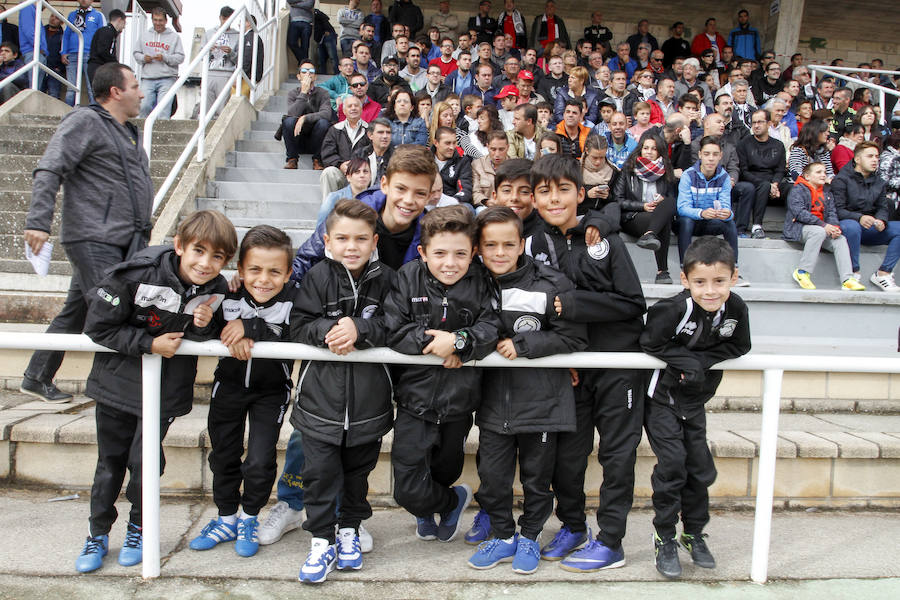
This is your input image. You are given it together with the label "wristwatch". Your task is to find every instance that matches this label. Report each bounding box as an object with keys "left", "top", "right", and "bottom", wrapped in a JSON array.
[{"left": 454, "top": 331, "right": 468, "bottom": 351}]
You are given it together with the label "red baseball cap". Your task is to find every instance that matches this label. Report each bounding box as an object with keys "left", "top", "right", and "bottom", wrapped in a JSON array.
[
  {"left": 518, "top": 70, "right": 535, "bottom": 81},
  {"left": 495, "top": 84, "right": 520, "bottom": 99}
]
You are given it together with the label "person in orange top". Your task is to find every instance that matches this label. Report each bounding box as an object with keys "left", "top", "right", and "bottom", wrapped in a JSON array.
[{"left": 555, "top": 97, "right": 590, "bottom": 159}]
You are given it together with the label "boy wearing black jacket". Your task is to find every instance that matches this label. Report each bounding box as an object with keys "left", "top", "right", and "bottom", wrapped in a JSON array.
[
  {"left": 189, "top": 226, "right": 296, "bottom": 559},
  {"left": 384, "top": 205, "right": 501, "bottom": 544},
  {"left": 78, "top": 210, "right": 237, "bottom": 573},
  {"left": 292, "top": 200, "right": 395, "bottom": 584},
  {"left": 524, "top": 155, "right": 647, "bottom": 572},
  {"left": 640, "top": 237, "right": 750, "bottom": 579},
  {"left": 466, "top": 207, "right": 587, "bottom": 575}
]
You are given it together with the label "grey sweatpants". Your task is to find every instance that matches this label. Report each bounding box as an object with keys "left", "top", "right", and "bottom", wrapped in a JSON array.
[{"left": 799, "top": 225, "right": 853, "bottom": 282}]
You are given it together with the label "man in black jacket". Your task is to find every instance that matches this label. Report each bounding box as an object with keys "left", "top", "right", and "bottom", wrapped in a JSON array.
[
  {"left": 87, "top": 9, "right": 125, "bottom": 84},
  {"left": 434, "top": 126, "right": 474, "bottom": 204},
  {"left": 368, "top": 56, "right": 409, "bottom": 105},
  {"left": 735, "top": 109, "right": 789, "bottom": 238},
  {"left": 468, "top": 0, "right": 497, "bottom": 45},
  {"left": 388, "top": 0, "right": 424, "bottom": 39}
]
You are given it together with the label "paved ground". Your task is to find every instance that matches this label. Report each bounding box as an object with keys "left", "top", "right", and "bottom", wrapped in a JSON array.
[{"left": 0, "top": 488, "right": 898, "bottom": 598}]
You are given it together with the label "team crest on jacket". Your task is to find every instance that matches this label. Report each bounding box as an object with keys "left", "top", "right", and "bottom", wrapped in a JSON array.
[
  {"left": 586, "top": 239, "right": 610, "bottom": 261},
  {"left": 718, "top": 318, "right": 737, "bottom": 338},
  {"left": 361, "top": 304, "right": 378, "bottom": 319},
  {"left": 513, "top": 315, "right": 541, "bottom": 333},
  {"left": 447, "top": 165, "right": 455, "bottom": 178}
]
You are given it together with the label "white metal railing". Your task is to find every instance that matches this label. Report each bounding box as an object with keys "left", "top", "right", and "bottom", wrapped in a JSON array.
[
  {"left": 809, "top": 65, "right": 900, "bottom": 124},
  {"left": 143, "top": 0, "right": 283, "bottom": 213},
  {"left": 119, "top": 0, "right": 150, "bottom": 78},
  {"left": 0, "top": 0, "right": 84, "bottom": 97},
  {"left": 1, "top": 332, "right": 898, "bottom": 582}
]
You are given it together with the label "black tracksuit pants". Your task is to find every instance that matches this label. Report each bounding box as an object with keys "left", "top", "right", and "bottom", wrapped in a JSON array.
[
  {"left": 476, "top": 429, "right": 557, "bottom": 540},
  {"left": 301, "top": 434, "right": 381, "bottom": 543},
  {"left": 552, "top": 368, "right": 645, "bottom": 548},
  {"left": 89, "top": 403, "right": 173, "bottom": 537},
  {"left": 391, "top": 409, "right": 472, "bottom": 517},
  {"left": 207, "top": 380, "right": 292, "bottom": 516},
  {"left": 644, "top": 393, "right": 718, "bottom": 539}
]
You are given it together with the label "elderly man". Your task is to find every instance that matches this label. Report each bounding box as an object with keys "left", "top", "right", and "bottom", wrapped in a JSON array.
[{"left": 607, "top": 42, "right": 639, "bottom": 83}]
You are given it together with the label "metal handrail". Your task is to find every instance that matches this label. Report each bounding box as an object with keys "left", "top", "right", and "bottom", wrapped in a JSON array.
[
  {"left": 143, "top": 1, "right": 283, "bottom": 213},
  {"left": 809, "top": 65, "right": 900, "bottom": 124},
  {"left": 0, "top": 0, "right": 84, "bottom": 96},
  {"left": 0, "top": 331, "right": 897, "bottom": 582}
]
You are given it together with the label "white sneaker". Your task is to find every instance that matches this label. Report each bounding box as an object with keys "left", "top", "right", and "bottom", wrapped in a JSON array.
[
  {"left": 258, "top": 501, "right": 304, "bottom": 546},
  {"left": 870, "top": 272, "right": 900, "bottom": 292},
  {"left": 358, "top": 523, "right": 373, "bottom": 553}
]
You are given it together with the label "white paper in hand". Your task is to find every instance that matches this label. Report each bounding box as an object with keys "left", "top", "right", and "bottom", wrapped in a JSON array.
[{"left": 25, "top": 240, "right": 53, "bottom": 277}]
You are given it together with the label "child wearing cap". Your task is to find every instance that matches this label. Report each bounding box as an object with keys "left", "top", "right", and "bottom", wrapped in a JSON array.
[{"left": 496, "top": 85, "right": 520, "bottom": 131}]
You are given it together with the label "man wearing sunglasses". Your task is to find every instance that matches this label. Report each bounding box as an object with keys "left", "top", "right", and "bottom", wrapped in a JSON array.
[
  {"left": 338, "top": 72, "right": 382, "bottom": 122},
  {"left": 281, "top": 61, "right": 334, "bottom": 170}
]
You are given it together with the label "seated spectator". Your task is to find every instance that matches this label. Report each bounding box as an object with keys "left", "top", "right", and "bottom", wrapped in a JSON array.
[
  {"left": 607, "top": 42, "right": 638, "bottom": 83},
  {"left": 736, "top": 109, "right": 789, "bottom": 238},
  {"left": 369, "top": 56, "right": 408, "bottom": 105},
  {"left": 352, "top": 41, "right": 381, "bottom": 82},
  {"left": 492, "top": 55, "right": 520, "bottom": 90},
  {"left": 0, "top": 41, "right": 27, "bottom": 104},
  {"left": 515, "top": 70, "right": 543, "bottom": 105},
  {"left": 429, "top": 100, "right": 456, "bottom": 145},
  {"left": 321, "top": 95, "right": 372, "bottom": 169},
  {"left": 377, "top": 21, "right": 404, "bottom": 64},
  {"left": 429, "top": 36, "right": 457, "bottom": 77},
  {"left": 677, "top": 136, "right": 746, "bottom": 284},
  {"left": 648, "top": 78, "right": 677, "bottom": 124},
  {"left": 316, "top": 156, "right": 375, "bottom": 226},
  {"left": 359, "top": 22, "right": 382, "bottom": 61},
  {"left": 420, "top": 63, "right": 450, "bottom": 104},
  {"left": 713, "top": 93, "right": 746, "bottom": 146},
  {"left": 536, "top": 39, "right": 564, "bottom": 74},
  {"left": 630, "top": 69, "right": 657, "bottom": 101},
  {"left": 495, "top": 84, "right": 519, "bottom": 129},
  {"left": 784, "top": 162, "right": 865, "bottom": 291},
  {"left": 788, "top": 119, "right": 835, "bottom": 183},
  {"left": 554, "top": 98, "right": 591, "bottom": 159},
  {"left": 385, "top": 89, "right": 426, "bottom": 145},
  {"left": 433, "top": 126, "right": 473, "bottom": 204},
  {"left": 602, "top": 70, "right": 640, "bottom": 121},
  {"left": 752, "top": 59, "right": 782, "bottom": 107},
  {"left": 691, "top": 112, "right": 753, "bottom": 232},
  {"left": 507, "top": 103, "right": 547, "bottom": 160},
  {"left": 460, "top": 63, "right": 498, "bottom": 106},
  {"left": 674, "top": 58, "right": 711, "bottom": 110},
  {"left": 281, "top": 61, "right": 334, "bottom": 170},
  {"left": 589, "top": 62, "right": 611, "bottom": 92},
  {"left": 446, "top": 49, "right": 472, "bottom": 93},
  {"left": 855, "top": 105, "right": 885, "bottom": 147},
  {"left": 540, "top": 132, "right": 562, "bottom": 155},
  {"left": 472, "top": 41, "right": 499, "bottom": 77},
  {"left": 456, "top": 93, "right": 482, "bottom": 137},
  {"left": 337, "top": 72, "right": 381, "bottom": 122},
  {"left": 615, "top": 132, "right": 679, "bottom": 283},
  {"left": 399, "top": 45, "right": 426, "bottom": 91},
  {"left": 765, "top": 98, "right": 794, "bottom": 157},
  {"left": 538, "top": 53, "right": 567, "bottom": 99},
  {"left": 677, "top": 93, "right": 704, "bottom": 141},
  {"left": 552, "top": 66, "right": 598, "bottom": 127},
  {"left": 833, "top": 141, "right": 900, "bottom": 291},
  {"left": 460, "top": 103, "right": 501, "bottom": 157},
  {"left": 663, "top": 112, "right": 693, "bottom": 176},
  {"left": 580, "top": 134, "right": 619, "bottom": 216},
  {"left": 535, "top": 100, "right": 552, "bottom": 129},
  {"left": 795, "top": 98, "right": 813, "bottom": 133},
  {"left": 832, "top": 123, "right": 866, "bottom": 173},
  {"left": 321, "top": 57, "right": 355, "bottom": 110},
  {"left": 878, "top": 134, "right": 900, "bottom": 220},
  {"left": 472, "top": 130, "right": 509, "bottom": 208},
  {"left": 628, "top": 101, "right": 654, "bottom": 139},
  {"left": 604, "top": 112, "right": 638, "bottom": 169},
  {"left": 830, "top": 87, "right": 856, "bottom": 138}
]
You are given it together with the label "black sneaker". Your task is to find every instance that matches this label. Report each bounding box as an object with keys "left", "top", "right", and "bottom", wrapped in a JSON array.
[
  {"left": 655, "top": 271, "right": 673, "bottom": 285},
  {"left": 679, "top": 532, "right": 715, "bottom": 569},
  {"left": 636, "top": 232, "right": 661, "bottom": 251},
  {"left": 653, "top": 532, "right": 682, "bottom": 579},
  {"left": 20, "top": 376, "right": 72, "bottom": 403}
]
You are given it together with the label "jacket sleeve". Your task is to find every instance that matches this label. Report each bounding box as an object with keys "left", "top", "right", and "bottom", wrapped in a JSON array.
[
  {"left": 457, "top": 277, "right": 501, "bottom": 362},
  {"left": 84, "top": 275, "right": 155, "bottom": 357},
  {"left": 639, "top": 298, "right": 704, "bottom": 378},
  {"left": 309, "top": 88, "right": 335, "bottom": 123},
  {"left": 831, "top": 172, "right": 862, "bottom": 222},
  {"left": 823, "top": 191, "right": 840, "bottom": 226},
  {"left": 874, "top": 183, "right": 891, "bottom": 222},
  {"left": 454, "top": 156, "right": 474, "bottom": 204},
  {"left": 320, "top": 128, "right": 341, "bottom": 168},
  {"left": 692, "top": 301, "right": 752, "bottom": 369},
  {"left": 290, "top": 222, "right": 327, "bottom": 283},
  {"left": 718, "top": 175, "right": 733, "bottom": 214},
  {"left": 290, "top": 273, "right": 339, "bottom": 346},
  {"left": 677, "top": 173, "right": 703, "bottom": 220},
  {"left": 89, "top": 27, "right": 114, "bottom": 63},
  {"left": 773, "top": 144, "right": 787, "bottom": 183},
  {"left": 350, "top": 269, "right": 396, "bottom": 349},
  {"left": 787, "top": 185, "right": 825, "bottom": 227},
  {"left": 614, "top": 171, "right": 643, "bottom": 213},
  {"left": 384, "top": 270, "right": 429, "bottom": 355},
  {"left": 582, "top": 201, "right": 621, "bottom": 236},
  {"left": 133, "top": 34, "right": 145, "bottom": 63},
  {"left": 167, "top": 35, "right": 186, "bottom": 67},
  {"left": 511, "top": 276, "right": 588, "bottom": 358},
  {"left": 413, "top": 119, "right": 429, "bottom": 145}
]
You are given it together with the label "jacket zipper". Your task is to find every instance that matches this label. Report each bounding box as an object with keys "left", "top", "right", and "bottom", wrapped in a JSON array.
[
  {"left": 343, "top": 265, "right": 360, "bottom": 431},
  {"left": 244, "top": 302, "right": 260, "bottom": 388}
]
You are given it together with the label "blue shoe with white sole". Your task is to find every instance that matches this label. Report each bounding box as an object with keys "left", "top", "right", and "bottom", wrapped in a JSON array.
[{"left": 467, "top": 535, "right": 517, "bottom": 569}]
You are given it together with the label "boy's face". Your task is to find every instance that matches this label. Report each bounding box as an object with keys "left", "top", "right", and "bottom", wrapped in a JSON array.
[
  {"left": 238, "top": 247, "right": 291, "bottom": 304},
  {"left": 174, "top": 236, "right": 228, "bottom": 286},
  {"left": 501, "top": 96, "right": 517, "bottom": 111},
  {"left": 418, "top": 232, "right": 474, "bottom": 286},
  {"left": 492, "top": 176, "right": 534, "bottom": 219},
  {"left": 479, "top": 221, "right": 524, "bottom": 276},
  {"left": 380, "top": 172, "right": 432, "bottom": 231},
  {"left": 533, "top": 177, "right": 583, "bottom": 232},
  {"left": 680, "top": 262, "right": 738, "bottom": 313},
  {"left": 536, "top": 107, "right": 550, "bottom": 124},
  {"left": 600, "top": 105, "right": 614, "bottom": 123},
  {"left": 324, "top": 217, "right": 379, "bottom": 278}
]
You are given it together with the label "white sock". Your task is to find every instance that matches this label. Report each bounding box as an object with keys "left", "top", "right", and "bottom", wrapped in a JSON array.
[
  {"left": 239, "top": 509, "right": 256, "bottom": 521},
  {"left": 752, "top": 224, "right": 762, "bottom": 231},
  {"left": 220, "top": 512, "right": 237, "bottom": 525},
  {"left": 503, "top": 535, "right": 516, "bottom": 543}
]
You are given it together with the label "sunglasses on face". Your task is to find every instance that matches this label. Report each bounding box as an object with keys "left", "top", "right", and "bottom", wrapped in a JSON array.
[
  {"left": 350, "top": 82, "right": 366, "bottom": 88},
  {"left": 300, "top": 68, "right": 315, "bottom": 74}
]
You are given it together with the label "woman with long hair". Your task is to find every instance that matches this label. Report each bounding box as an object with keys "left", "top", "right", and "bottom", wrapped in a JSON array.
[
  {"left": 788, "top": 118, "right": 835, "bottom": 183},
  {"left": 316, "top": 156, "right": 373, "bottom": 226},
  {"left": 614, "top": 131, "right": 678, "bottom": 283},
  {"left": 429, "top": 100, "right": 456, "bottom": 146},
  {"left": 855, "top": 105, "right": 884, "bottom": 147},
  {"left": 537, "top": 40, "right": 564, "bottom": 73},
  {"left": 580, "top": 134, "right": 619, "bottom": 214},
  {"left": 851, "top": 87, "right": 873, "bottom": 112},
  {"left": 383, "top": 89, "right": 428, "bottom": 145},
  {"left": 460, "top": 104, "right": 502, "bottom": 158}
]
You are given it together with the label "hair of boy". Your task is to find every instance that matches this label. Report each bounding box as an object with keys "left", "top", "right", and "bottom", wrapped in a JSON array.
[
  {"left": 419, "top": 204, "right": 477, "bottom": 248},
  {"left": 177, "top": 209, "right": 238, "bottom": 260},
  {"left": 476, "top": 205, "right": 524, "bottom": 239},
  {"left": 385, "top": 144, "right": 438, "bottom": 182},
  {"left": 0, "top": 40, "right": 18, "bottom": 55},
  {"left": 487, "top": 130, "right": 508, "bottom": 145},
  {"left": 461, "top": 94, "right": 481, "bottom": 113},
  {"left": 801, "top": 161, "right": 825, "bottom": 177},
  {"left": 682, "top": 236, "right": 736, "bottom": 275},
  {"left": 238, "top": 224, "right": 293, "bottom": 266},
  {"left": 92, "top": 63, "right": 133, "bottom": 101},
  {"left": 494, "top": 158, "right": 533, "bottom": 191},
  {"left": 435, "top": 126, "right": 456, "bottom": 143},
  {"left": 583, "top": 133, "right": 608, "bottom": 154},
  {"left": 535, "top": 100, "right": 552, "bottom": 113},
  {"left": 698, "top": 135, "right": 722, "bottom": 151},
  {"left": 220, "top": 6, "right": 235, "bottom": 19},
  {"left": 633, "top": 100, "right": 651, "bottom": 115},
  {"left": 531, "top": 153, "right": 582, "bottom": 190},
  {"left": 678, "top": 93, "right": 699, "bottom": 108},
  {"left": 854, "top": 140, "right": 880, "bottom": 157},
  {"left": 325, "top": 198, "right": 379, "bottom": 234}
]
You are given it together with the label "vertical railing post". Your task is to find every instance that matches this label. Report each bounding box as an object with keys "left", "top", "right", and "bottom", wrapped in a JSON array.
[
  {"left": 141, "top": 353, "right": 163, "bottom": 579},
  {"left": 199, "top": 59, "right": 209, "bottom": 161},
  {"left": 750, "top": 368, "right": 784, "bottom": 584},
  {"left": 31, "top": 0, "right": 41, "bottom": 89}
]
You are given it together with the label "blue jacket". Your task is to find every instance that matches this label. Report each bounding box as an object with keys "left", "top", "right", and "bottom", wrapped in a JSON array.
[
  {"left": 727, "top": 25, "right": 760, "bottom": 61},
  {"left": 0, "top": 56, "right": 28, "bottom": 89},
  {"left": 552, "top": 85, "right": 599, "bottom": 127},
  {"left": 62, "top": 7, "right": 106, "bottom": 57},
  {"left": 604, "top": 131, "right": 637, "bottom": 169},
  {"left": 446, "top": 69, "right": 471, "bottom": 94},
  {"left": 389, "top": 116, "right": 428, "bottom": 146},
  {"left": 607, "top": 56, "right": 638, "bottom": 82},
  {"left": 291, "top": 188, "right": 423, "bottom": 282},
  {"left": 17, "top": 5, "right": 48, "bottom": 56},
  {"left": 460, "top": 84, "right": 497, "bottom": 107},
  {"left": 677, "top": 161, "right": 732, "bottom": 221}
]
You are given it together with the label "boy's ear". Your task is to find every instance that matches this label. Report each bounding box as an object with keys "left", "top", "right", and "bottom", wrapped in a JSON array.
[
  {"left": 576, "top": 184, "right": 586, "bottom": 205},
  {"left": 490, "top": 189, "right": 498, "bottom": 204},
  {"left": 730, "top": 266, "right": 740, "bottom": 286},
  {"left": 416, "top": 243, "right": 425, "bottom": 260},
  {"left": 173, "top": 235, "right": 184, "bottom": 255},
  {"left": 680, "top": 270, "right": 689, "bottom": 288},
  {"left": 379, "top": 174, "right": 389, "bottom": 195},
  {"left": 516, "top": 237, "right": 525, "bottom": 256}
]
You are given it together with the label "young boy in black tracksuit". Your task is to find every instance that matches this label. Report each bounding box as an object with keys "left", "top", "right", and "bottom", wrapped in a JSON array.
[
  {"left": 384, "top": 205, "right": 501, "bottom": 544},
  {"left": 466, "top": 207, "right": 588, "bottom": 575},
  {"left": 189, "top": 226, "right": 297, "bottom": 559},
  {"left": 290, "top": 200, "right": 396, "bottom": 584},
  {"left": 77, "top": 210, "right": 237, "bottom": 574},
  {"left": 640, "top": 236, "right": 751, "bottom": 579},
  {"left": 524, "top": 154, "right": 647, "bottom": 572}
]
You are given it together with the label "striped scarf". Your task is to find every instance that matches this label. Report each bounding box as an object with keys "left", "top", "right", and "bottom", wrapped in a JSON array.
[{"left": 634, "top": 156, "right": 666, "bottom": 182}]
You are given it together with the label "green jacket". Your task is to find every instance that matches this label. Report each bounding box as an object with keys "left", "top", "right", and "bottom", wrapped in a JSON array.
[
  {"left": 321, "top": 74, "right": 351, "bottom": 110},
  {"left": 506, "top": 123, "right": 548, "bottom": 159}
]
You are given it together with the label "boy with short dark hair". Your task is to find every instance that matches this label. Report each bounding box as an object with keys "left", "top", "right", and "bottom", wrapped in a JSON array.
[
  {"left": 466, "top": 207, "right": 587, "bottom": 574},
  {"left": 640, "top": 236, "right": 751, "bottom": 579},
  {"left": 292, "top": 199, "right": 396, "bottom": 583},
  {"left": 384, "top": 205, "right": 501, "bottom": 544},
  {"left": 525, "top": 154, "right": 647, "bottom": 572},
  {"left": 77, "top": 210, "right": 237, "bottom": 573},
  {"left": 489, "top": 158, "right": 542, "bottom": 237},
  {"left": 189, "top": 225, "right": 297, "bottom": 558}
]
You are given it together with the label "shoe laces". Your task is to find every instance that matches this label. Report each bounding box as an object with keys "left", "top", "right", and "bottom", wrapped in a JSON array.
[
  {"left": 307, "top": 541, "right": 332, "bottom": 563},
  {"left": 338, "top": 531, "right": 359, "bottom": 552},
  {"left": 476, "top": 537, "right": 504, "bottom": 554},
  {"left": 472, "top": 509, "right": 490, "bottom": 531},
  {"left": 82, "top": 536, "right": 105, "bottom": 555},
  {"left": 517, "top": 538, "right": 540, "bottom": 558},
  {"left": 238, "top": 518, "right": 258, "bottom": 541},
  {"left": 262, "top": 503, "right": 289, "bottom": 527},
  {"left": 549, "top": 525, "right": 574, "bottom": 546},
  {"left": 123, "top": 525, "right": 142, "bottom": 549}
]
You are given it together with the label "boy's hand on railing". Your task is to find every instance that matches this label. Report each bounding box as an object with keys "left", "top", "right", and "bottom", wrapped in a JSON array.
[
  {"left": 443, "top": 354, "right": 462, "bottom": 369},
  {"left": 151, "top": 332, "right": 183, "bottom": 358},
  {"left": 228, "top": 338, "right": 254, "bottom": 361},
  {"left": 192, "top": 297, "right": 217, "bottom": 328},
  {"left": 325, "top": 317, "right": 358, "bottom": 355},
  {"left": 496, "top": 338, "right": 518, "bottom": 360},
  {"left": 423, "top": 329, "right": 455, "bottom": 358},
  {"left": 220, "top": 320, "right": 245, "bottom": 346}
]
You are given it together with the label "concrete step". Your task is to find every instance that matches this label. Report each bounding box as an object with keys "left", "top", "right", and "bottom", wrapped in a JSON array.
[
  {"left": 255, "top": 110, "right": 284, "bottom": 123},
  {"left": 234, "top": 139, "right": 286, "bottom": 153},
  {"left": 3, "top": 210, "right": 62, "bottom": 232},
  {"left": 0, "top": 158, "right": 188, "bottom": 180},
  {"left": 0, "top": 173, "right": 166, "bottom": 195},
  {"left": 196, "top": 196, "right": 321, "bottom": 221},
  {"left": 214, "top": 166, "right": 322, "bottom": 184},
  {"left": 0, "top": 126, "right": 196, "bottom": 146},
  {"left": 243, "top": 129, "right": 296, "bottom": 141},
  {"left": 263, "top": 95, "right": 290, "bottom": 112},
  {"left": 207, "top": 180, "right": 321, "bottom": 202},
  {"left": 225, "top": 151, "right": 305, "bottom": 170},
  {"left": 235, "top": 226, "right": 315, "bottom": 249},
  {"left": 3, "top": 139, "right": 190, "bottom": 160},
  {"left": 0, "top": 258, "right": 72, "bottom": 276},
  {"left": 7, "top": 114, "right": 203, "bottom": 134}
]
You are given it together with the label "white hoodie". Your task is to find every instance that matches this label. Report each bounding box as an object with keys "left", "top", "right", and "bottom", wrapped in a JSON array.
[{"left": 134, "top": 26, "right": 185, "bottom": 79}]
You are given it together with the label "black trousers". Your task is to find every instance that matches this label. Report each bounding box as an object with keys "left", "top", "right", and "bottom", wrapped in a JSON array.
[
  {"left": 302, "top": 434, "right": 381, "bottom": 543},
  {"left": 89, "top": 402, "right": 173, "bottom": 537},
  {"left": 733, "top": 180, "right": 791, "bottom": 232},
  {"left": 281, "top": 115, "right": 330, "bottom": 161},
  {"left": 391, "top": 409, "right": 472, "bottom": 517},
  {"left": 207, "top": 380, "right": 292, "bottom": 516},
  {"left": 25, "top": 242, "right": 127, "bottom": 384},
  {"left": 644, "top": 395, "right": 717, "bottom": 539},
  {"left": 552, "top": 369, "right": 645, "bottom": 547},
  {"left": 476, "top": 429, "right": 556, "bottom": 540},
  {"left": 620, "top": 196, "right": 677, "bottom": 271}
]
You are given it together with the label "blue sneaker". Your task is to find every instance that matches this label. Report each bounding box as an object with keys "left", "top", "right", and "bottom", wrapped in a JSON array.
[
  {"left": 416, "top": 515, "right": 438, "bottom": 541},
  {"left": 75, "top": 534, "right": 108, "bottom": 573},
  {"left": 117, "top": 523, "right": 142, "bottom": 566},
  {"left": 464, "top": 509, "right": 491, "bottom": 545},
  {"left": 189, "top": 517, "right": 237, "bottom": 550},
  {"left": 437, "top": 484, "right": 473, "bottom": 542},
  {"left": 235, "top": 516, "right": 260, "bottom": 557},
  {"left": 540, "top": 525, "right": 587, "bottom": 561},
  {"left": 298, "top": 538, "right": 337, "bottom": 583},
  {"left": 467, "top": 535, "right": 518, "bottom": 569},
  {"left": 560, "top": 538, "right": 626, "bottom": 572},
  {"left": 336, "top": 527, "right": 363, "bottom": 570},
  {"left": 512, "top": 536, "right": 541, "bottom": 574}
]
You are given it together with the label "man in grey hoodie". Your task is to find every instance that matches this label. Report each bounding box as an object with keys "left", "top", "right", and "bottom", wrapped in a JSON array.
[
  {"left": 134, "top": 7, "right": 184, "bottom": 119},
  {"left": 287, "top": 0, "right": 315, "bottom": 65},
  {"left": 21, "top": 63, "right": 153, "bottom": 403},
  {"left": 195, "top": 6, "right": 239, "bottom": 118}
]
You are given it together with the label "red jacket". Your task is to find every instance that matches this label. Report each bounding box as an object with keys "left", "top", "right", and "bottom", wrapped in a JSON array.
[
  {"left": 338, "top": 96, "right": 383, "bottom": 123},
  {"left": 691, "top": 32, "right": 726, "bottom": 58}
]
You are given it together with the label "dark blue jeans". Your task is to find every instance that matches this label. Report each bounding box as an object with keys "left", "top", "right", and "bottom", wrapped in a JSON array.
[
  {"left": 287, "top": 20, "right": 313, "bottom": 65},
  {"left": 840, "top": 219, "right": 900, "bottom": 272},
  {"left": 318, "top": 33, "right": 339, "bottom": 75},
  {"left": 677, "top": 217, "right": 739, "bottom": 264},
  {"left": 276, "top": 429, "right": 305, "bottom": 511}
]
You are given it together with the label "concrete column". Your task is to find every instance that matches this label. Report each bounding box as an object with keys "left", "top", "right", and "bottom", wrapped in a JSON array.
[{"left": 771, "top": 0, "right": 805, "bottom": 64}]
